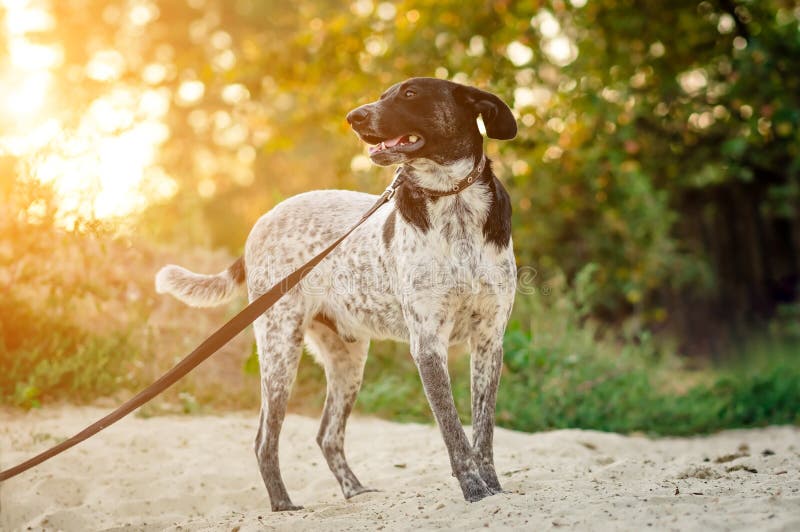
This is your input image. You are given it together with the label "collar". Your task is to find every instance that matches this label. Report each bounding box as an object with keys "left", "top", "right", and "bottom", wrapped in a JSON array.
[{"left": 387, "top": 156, "right": 486, "bottom": 200}]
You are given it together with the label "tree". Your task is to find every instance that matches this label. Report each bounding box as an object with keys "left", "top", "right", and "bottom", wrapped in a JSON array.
[{"left": 2, "top": 0, "right": 798, "bottom": 352}]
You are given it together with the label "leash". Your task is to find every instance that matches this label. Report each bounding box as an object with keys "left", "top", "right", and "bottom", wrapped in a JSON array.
[{"left": 0, "top": 170, "right": 407, "bottom": 482}]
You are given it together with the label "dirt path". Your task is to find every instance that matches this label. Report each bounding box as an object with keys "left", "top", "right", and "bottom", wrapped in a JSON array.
[{"left": 1, "top": 407, "right": 798, "bottom": 531}]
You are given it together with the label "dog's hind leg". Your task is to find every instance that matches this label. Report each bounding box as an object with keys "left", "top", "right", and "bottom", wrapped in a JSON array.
[
  {"left": 305, "top": 320, "right": 373, "bottom": 499},
  {"left": 253, "top": 300, "right": 305, "bottom": 512}
]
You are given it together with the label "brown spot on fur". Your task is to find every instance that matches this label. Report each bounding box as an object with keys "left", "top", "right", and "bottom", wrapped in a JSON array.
[
  {"left": 313, "top": 313, "right": 340, "bottom": 335},
  {"left": 383, "top": 208, "right": 397, "bottom": 249},
  {"left": 230, "top": 256, "right": 246, "bottom": 284}
]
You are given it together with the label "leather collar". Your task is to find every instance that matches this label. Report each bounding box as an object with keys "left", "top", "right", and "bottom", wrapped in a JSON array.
[{"left": 390, "top": 156, "right": 486, "bottom": 199}]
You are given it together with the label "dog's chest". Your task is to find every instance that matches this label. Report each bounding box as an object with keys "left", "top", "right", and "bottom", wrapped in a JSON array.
[
  {"left": 348, "top": 214, "right": 514, "bottom": 343},
  {"left": 397, "top": 228, "right": 499, "bottom": 289},
  {"left": 398, "top": 187, "right": 511, "bottom": 282},
  {"left": 307, "top": 185, "right": 515, "bottom": 344}
]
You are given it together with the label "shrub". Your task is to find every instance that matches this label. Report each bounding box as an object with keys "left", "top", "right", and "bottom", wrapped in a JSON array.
[{"left": 336, "top": 267, "right": 800, "bottom": 436}]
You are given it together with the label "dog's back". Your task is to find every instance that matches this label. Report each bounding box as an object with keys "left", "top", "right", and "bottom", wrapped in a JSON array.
[{"left": 156, "top": 189, "right": 383, "bottom": 306}]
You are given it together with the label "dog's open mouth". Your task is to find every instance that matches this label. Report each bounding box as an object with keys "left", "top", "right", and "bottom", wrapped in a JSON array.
[{"left": 364, "top": 134, "right": 424, "bottom": 155}]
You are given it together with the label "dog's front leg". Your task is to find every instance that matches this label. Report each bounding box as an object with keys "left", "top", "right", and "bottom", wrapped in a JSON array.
[
  {"left": 409, "top": 326, "right": 493, "bottom": 502},
  {"left": 469, "top": 327, "right": 505, "bottom": 493}
]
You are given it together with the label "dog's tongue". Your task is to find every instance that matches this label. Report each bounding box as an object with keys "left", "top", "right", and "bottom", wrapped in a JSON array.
[{"left": 383, "top": 135, "right": 406, "bottom": 148}]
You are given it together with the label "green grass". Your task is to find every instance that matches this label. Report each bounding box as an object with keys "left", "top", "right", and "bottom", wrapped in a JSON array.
[
  {"left": 287, "top": 272, "right": 800, "bottom": 436},
  {"left": 493, "top": 327, "right": 800, "bottom": 435},
  {"left": 0, "top": 292, "right": 142, "bottom": 408},
  {"left": 315, "top": 323, "right": 799, "bottom": 437}
]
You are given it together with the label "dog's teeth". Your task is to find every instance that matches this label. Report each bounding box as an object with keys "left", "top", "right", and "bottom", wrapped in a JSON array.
[
  {"left": 380, "top": 142, "right": 386, "bottom": 150},
  {"left": 408, "top": 135, "right": 418, "bottom": 143}
]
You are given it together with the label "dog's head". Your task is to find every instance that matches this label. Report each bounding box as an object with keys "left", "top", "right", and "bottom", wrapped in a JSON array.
[{"left": 346, "top": 77, "right": 516, "bottom": 166}]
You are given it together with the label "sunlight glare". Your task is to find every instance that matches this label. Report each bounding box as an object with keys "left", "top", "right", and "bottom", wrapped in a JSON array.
[
  {"left": 4, "top": 2, "right": 54, "bottom": 35},
  {"left": 506, "top": 41, "right": 534, "bottom": 66},
  {"left": 177, "top": 80, "right": 205, "bottom": 105},
  {"left": 86, "top": 50, "right": 126, "bottom": 82},
  {"left": 35, "top": 120, "right": 171, "bottom": 221},
  {"left": 0, "top": 70, "right": 51, "bottom": 121},
  {"left": 9, "top": 41, "right": 62, "bottom": 70},
  {"left": 543, "top": 35, "right": 578, "bottom": 66},
  {"left": 0, "top": 0, "right": 178, "bottom": 227}
]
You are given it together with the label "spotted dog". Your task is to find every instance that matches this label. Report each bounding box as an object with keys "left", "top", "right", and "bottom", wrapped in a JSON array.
[{"left": 155, "top": 77, "right": 518, "bottom": 511}]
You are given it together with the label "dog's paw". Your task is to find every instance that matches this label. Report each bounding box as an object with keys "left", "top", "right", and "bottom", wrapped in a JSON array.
[
  {"left": 344, "top": 485, "right": 380, "bottom": 499},
  {"left": 271, "top": 500, "right": 304, "bottom": 512},
  {"left": 459, "top": 471, "right": 493, "bottom": 503},
  {"left": 479, "top": 466, "right": 503, "bottom": 494}
]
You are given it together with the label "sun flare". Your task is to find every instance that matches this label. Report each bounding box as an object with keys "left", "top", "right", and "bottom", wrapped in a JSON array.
[{"left": 0, "top": 0, "right": 175, "bottom": 228}]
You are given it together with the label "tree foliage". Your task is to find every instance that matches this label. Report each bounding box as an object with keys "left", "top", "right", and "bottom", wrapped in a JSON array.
[{"left": 2, "top": 0, "right": 799, "bottom": 349}]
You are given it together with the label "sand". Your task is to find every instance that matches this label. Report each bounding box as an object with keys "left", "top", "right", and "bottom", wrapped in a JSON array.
[{"left": 1, "top": 407, "right": 798, "bottom": 531}]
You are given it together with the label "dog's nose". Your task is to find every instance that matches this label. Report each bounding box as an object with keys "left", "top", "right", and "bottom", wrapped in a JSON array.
[{"left": 346, "top": 107, "right": 370, "bottom": 125}]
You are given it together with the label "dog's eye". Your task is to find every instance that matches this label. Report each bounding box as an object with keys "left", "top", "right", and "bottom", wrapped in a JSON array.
[{"left": 404, "top": 89, "right": 416, "bottom": 98}]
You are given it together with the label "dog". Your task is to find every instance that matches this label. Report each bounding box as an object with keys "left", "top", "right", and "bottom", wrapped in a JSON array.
[{"left": 155, "top": 77, "right": 517, "bottom": 511}]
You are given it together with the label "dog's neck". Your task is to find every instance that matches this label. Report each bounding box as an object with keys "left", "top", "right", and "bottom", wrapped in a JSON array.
[
  {"left": 390, "top": 153, "right": 513, "bottom": 250},
  {"left": 402, "top": 155, "right": 483, "bottom": 193}
]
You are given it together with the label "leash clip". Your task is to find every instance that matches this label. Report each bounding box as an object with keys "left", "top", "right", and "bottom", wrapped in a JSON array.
[{"left": 384, "top": 166, "right": 405, "bottom": 201}]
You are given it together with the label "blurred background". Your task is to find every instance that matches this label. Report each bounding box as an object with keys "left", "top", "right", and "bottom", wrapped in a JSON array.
[{"left": 1, "top": 0, "right": 798, "bottom": 434}]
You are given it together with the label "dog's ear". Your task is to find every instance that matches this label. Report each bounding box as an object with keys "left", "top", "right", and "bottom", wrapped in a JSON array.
[{"left": 453, "top": 85, "right": 517, "bottom": 140}]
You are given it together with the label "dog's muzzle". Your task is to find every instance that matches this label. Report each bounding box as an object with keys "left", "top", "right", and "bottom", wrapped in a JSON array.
[{"left": 346, "top": 106, "right": 370, "bottom": 125}]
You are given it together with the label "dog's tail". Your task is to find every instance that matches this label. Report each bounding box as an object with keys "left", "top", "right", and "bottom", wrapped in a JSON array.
[{"left": 155, "top": 257, "right": 245, "bottom": 307}]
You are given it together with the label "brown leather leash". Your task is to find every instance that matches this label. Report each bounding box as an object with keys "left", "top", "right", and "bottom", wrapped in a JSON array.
[{"left": 0, "top": 157, "right": 486, "bottom": 482}]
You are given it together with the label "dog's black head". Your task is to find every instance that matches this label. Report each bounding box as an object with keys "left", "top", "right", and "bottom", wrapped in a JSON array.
[{"left": 346, "top": 77, "right": 517, "bottom": 166}]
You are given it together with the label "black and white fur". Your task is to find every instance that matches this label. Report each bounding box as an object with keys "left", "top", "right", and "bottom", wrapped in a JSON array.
[{"left": 155, "top": 77, "right": 517, "bottom": 511}]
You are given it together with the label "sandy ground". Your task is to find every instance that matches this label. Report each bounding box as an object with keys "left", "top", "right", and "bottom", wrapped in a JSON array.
[{"left": 1, "top": 407, "right": 798, "bottom": 531}]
